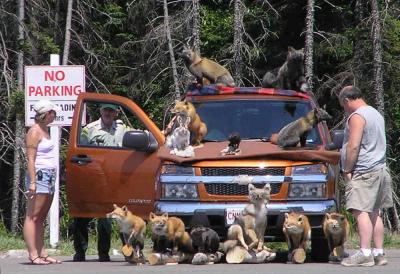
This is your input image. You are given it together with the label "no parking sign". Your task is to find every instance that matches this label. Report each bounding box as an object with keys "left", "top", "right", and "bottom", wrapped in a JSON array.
[{"left": 25, "top": 65, "right": 85, "bottom": 126}]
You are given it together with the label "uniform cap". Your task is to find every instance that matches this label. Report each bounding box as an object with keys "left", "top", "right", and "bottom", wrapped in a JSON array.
[
  {"left": 100, "top": 103, "right": 118, "bottom": 111},
  {"left": 33, "top": 100, "right": 61, "bottom": 114}
]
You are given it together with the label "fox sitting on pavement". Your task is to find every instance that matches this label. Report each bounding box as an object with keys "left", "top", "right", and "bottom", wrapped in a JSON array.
[
  {"left": 282, "top": 212, "right": 311, "bottom": 263},
  {"left": 224, "top": 183, "right": 271, "bottom": 252},
  {"left": 323, "top": 212, "right": 349, "bottom": 263},
  {"left": 106, "top": 204, "right": 146, "bottom": 260},
  {"left": 149, "top": 212, "right": 193, "bottom": 254}
]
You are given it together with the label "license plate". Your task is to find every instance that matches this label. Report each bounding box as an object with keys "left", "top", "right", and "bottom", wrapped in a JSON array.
[{"left": 225, "top": 208, "right": 243, "bottom": 226}]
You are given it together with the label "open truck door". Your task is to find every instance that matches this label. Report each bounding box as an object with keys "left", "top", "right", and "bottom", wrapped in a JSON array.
[{"left": 66, "top": 93, "right": 164, "bottom": 220}]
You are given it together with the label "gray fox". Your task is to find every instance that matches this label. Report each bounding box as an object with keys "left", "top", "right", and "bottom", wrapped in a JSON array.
[
  {"left": 223, "top": 183, "right": 270, "bottom": 252},
  {"left": 262, "top": 46, "right": 308, "bottom": 92}
]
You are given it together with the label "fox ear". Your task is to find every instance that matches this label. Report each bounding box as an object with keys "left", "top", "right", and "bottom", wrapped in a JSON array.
[
  {"left": 113, "top": 204, "right": 118, "bottom": 209},
  {"left": 149, "top": 212, "right": 155, "bottom": 220},
  {"left": 248, "top": 183, "right": 255, "bottom": 191},
  {"left": 288, "top": 46, "right": 295, "bottom": 52},
  {"left": 285, "top": 212, "right": 289, "bottom": 220},
  {"left": 325, "top": 213, "right": 331, "bottom": 219},
  {"left": 162, "top": 212, "right": 169, "bottom": 218}
]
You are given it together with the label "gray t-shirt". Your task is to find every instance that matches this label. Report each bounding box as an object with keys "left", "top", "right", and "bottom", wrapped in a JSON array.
[{"left": 341, "top": 105, "right": 386, "bottom": 173}]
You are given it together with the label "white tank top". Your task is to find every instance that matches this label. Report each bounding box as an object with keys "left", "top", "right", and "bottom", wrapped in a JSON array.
[{"left": 35, "top": 137, "right": 56, "bottom": 169}]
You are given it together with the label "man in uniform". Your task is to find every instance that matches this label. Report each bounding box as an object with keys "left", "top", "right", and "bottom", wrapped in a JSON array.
[{"left": 73, "top": 103, "right": 130, "bottom": 262}]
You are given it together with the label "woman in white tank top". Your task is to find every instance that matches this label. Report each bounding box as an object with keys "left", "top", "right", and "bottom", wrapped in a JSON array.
[{"left": 24, "top": 100, "right": 62, "bottom": 265}]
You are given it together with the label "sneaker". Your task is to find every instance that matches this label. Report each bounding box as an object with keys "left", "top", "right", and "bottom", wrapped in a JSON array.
[
  {"left": 73, "top": 253, "right": 85, "bottom": 262},
  {"left": 341, "top": 251, "right": 374, "bottom": 267},
  {"left": 374, "top": 253, "right": 388, "bottom": 266}
]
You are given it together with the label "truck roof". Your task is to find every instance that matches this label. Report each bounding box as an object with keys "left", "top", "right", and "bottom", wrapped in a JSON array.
[{"left": 185, "top": 84, "right": 312, "bottom": 100}]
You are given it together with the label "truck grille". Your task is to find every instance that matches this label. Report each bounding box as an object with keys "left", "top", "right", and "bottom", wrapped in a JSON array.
[
  {"left": 204, "top": 183, "right": 281, "bottom": 196},
  {"left": 201, "top": 167, "right": 285, "bottom": 176}
]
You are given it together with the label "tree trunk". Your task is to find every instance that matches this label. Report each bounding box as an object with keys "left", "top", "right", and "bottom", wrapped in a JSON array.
[
  {"left": 163, "top": 0, "right": 180, "bottom": 99},
  {"left": 62, "top": 0, "right": 74, "bottom": 65},
  {"left": 11, "top": 0, "right": 25, "bottom": 234},
  {"left": 353, "top": 0, "right": 367, "bottom": 87},
  {"left": 233, "top": 0, "right": 244, "bottom": 86},
  {"left": 192, "top": 0, "right": 200, "bottom": 53},
  {"left": 370, "top": 0, "right": 384, "bottom": 114},
  {"left": 304, "top": 0, "right": 314, "bottom": 92}
]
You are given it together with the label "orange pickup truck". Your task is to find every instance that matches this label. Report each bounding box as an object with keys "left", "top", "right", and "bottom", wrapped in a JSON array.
[{"left": 66, "top": 85, "right": 342, "bottom": 261}]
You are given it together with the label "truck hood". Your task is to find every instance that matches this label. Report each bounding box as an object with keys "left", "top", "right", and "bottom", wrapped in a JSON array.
[{"left": 157, "top": 140, "right": 340, "bottom": 165}]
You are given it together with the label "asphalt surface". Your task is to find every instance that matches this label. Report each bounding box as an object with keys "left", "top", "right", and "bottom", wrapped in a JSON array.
[{"left": 1, "top": 250, "right": 400, "bottom": 274}]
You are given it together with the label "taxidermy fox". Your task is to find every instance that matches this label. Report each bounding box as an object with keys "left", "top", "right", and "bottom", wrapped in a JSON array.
[
  {"left": 283, "top": 212, "right": 311, "bottom": 262},
  {"left": 180, "top": 45, "right": 235, "bottom": 87},
  {"left": 262, "top": 46, "right": 308, "bottom": 92},
  {"left": 149, "top": 212, "right": 193, "bottom": 253},
  {"left": 106, "top": 204, "right": 146, "bottom": 257},
  {"left": 170, "top": 100, "right": 207, "bottom": 146},
  {"left": 223, "top": 183, "right": 271, "bottom": 252},
  {"left": 275, "top": 108, "right": 331, "bottom": 148},
  {"left": 323, "top": 212, "right": 349, "bottom": 261}
]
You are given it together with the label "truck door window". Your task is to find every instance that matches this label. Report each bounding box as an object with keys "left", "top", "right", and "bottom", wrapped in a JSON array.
[{"left": 78, "top": 100, "right": 145, "bottom": 148}]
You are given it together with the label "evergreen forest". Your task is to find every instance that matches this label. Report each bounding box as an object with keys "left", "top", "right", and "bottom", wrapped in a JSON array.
[{"left": 0, "top": 0, "right": 399, "bottom": 235}]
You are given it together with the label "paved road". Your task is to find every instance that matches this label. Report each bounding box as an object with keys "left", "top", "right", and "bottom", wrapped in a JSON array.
[{"left": 1, "top": 250, "right": 399, "bottom": 274}]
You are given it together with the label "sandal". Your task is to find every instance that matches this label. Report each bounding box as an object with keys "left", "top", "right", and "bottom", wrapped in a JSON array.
[
  {"left": 42, "top": 255, "right": 62, "bottom": 264},
  {"left": 29, "top": 256, "right": 50, "bottom": 265}
]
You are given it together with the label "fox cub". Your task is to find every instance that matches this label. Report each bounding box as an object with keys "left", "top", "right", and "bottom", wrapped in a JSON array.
[
  {"left": 149, "top": 212, "right": 193, "bottom": 253},
  {"left": 283, "top": 212, "right": 311, "bottom": 262},
  {"left": 181, "top": 45, "right": 235, "bottom": 87},
  {"left": 323, "top": 212, "right": 349, "bottom": 261},
  {"left": 262, "top": 46, "right": 308, "bottom": 92},
  {"left": 275, "top": 108, "right": 331, "bottom": 148},
  {"left": 224, "top": 183, "right": 271, "bottom": 252}
]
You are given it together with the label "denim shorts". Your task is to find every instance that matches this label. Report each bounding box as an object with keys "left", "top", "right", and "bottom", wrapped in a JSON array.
[{"left": 25, "top": 168, "right": 56, "bottom": 195}]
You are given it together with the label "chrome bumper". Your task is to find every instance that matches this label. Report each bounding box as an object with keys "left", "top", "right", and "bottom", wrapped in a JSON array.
[{"left": 155, "top": 199, "right": 337, "bottom": 215}]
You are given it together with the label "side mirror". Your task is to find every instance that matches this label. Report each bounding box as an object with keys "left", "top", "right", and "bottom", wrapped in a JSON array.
[
  {"left": 325, "top": 130, "right": 344, "bottom": 150},
  {"left": 122, "top": 130, "right": 158, "bottom": 152}
]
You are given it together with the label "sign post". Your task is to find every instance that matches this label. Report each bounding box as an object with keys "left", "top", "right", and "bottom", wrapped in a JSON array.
[
  {"left": 49, "top": 54, "right": 60, "bottom": 248},
  {"left": 24, "top": 58, "right": 85, "bottom": 247}
]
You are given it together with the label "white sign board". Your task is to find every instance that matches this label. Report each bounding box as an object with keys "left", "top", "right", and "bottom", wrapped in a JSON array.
[{"left": 25, "top": 65, "right": 85, "bottom": 126}]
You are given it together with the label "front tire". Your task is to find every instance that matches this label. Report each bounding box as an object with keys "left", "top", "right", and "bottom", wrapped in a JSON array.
[{"left": 311, "top": 238, "right": 330, "bottom": 262}]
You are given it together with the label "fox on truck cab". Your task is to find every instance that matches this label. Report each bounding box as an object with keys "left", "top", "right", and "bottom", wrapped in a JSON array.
[{"left": 66, "top": 85, "right": 343, "bottom": 261}]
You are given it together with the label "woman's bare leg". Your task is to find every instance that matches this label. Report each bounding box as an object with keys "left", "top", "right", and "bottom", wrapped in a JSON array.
[{"left": 23, "top": 193, "right": 52, "bottom": 264}]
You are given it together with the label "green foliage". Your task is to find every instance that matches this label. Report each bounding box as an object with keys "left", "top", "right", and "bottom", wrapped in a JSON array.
[
  {"left": 0, "top": 221, "right": 26, "bottom": 251},
  {"left": 9, "top": 89, "right": 25, "bottom": 119},
  {"left": 200, "top": 5, "right": 233, "bottom": 56},
  {"left": 36, "top": 32, "right": 60, "bottom": 55}
]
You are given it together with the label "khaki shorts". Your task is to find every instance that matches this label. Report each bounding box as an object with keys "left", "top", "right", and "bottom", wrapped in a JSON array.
[{"left": 345, "top": 167, "right": 393, "bottom": 212}]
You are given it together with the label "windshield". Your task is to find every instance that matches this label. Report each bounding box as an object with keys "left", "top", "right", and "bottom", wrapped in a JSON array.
[{"left": 194, "top": 99, "right": 322, "bottom": 144}]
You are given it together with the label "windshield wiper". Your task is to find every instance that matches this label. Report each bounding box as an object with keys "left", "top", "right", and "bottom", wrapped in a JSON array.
[{"left": 241, "top": 137, "right": 271, "bottom": 142}]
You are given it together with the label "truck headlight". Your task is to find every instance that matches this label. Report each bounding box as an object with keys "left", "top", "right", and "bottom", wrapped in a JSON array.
[
  {"left": 288, "top": 183, "right": 325, "bottom": 199},
  {"left": 162, "top": 184, "right": 199, "bottom": 200},
  {"left": 161, "top": 164, "right": 195, "bottom": 175},
  {"left": 292, "top": 164, "right": 327, "bottom": 175}
]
